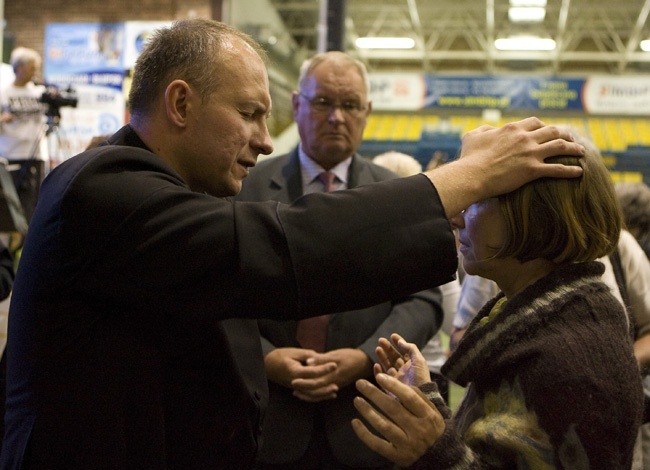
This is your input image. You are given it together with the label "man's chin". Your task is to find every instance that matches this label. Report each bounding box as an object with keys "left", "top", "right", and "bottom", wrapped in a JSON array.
[
  {"left": 318, "top": 143, "right": 353, "bottom": 160},
  {"left": 207, "top": 180, "right": 241, "bottom": 198},
  {"left": 228, "top": 181, "right": 243, "bottom": 197}
]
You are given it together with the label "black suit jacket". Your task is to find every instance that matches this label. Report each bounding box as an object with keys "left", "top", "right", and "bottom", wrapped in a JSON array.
[
  {"left": 1, "top": 127, "right": 457, "bottom": 469},
  {"left": 237, "top": 148, "right": 444, "bottom": 467}
]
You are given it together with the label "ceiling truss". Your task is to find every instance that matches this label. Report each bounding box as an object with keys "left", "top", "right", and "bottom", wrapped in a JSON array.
[{"left": 265, "top": 0, "right": 650, "bottom": 75}]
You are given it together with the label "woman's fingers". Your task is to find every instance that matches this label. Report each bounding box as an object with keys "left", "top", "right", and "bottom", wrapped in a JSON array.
[
  {"left": 375, "top": 374, "right": 440, "bottom": 422},
  {"left": 353, "top": 376, "right": 445, "bottom": 467}
]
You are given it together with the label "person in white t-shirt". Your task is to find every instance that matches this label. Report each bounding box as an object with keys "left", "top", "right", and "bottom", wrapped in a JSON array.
[{"left": 0, "top": 47, "right": 46, "bottom": 160}]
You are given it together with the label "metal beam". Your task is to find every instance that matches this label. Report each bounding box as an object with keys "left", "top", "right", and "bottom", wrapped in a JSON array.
[
  {"left": 552, "top": 0, "right": 571, "bottom": 73},
  {"left": 485, "top": 0, "right": 495, "bottom": 73},
  {"left": 405, "top": 0, "right": 426, "bottom": 68},
  {"left": 618, "top": 0, "right": 650, "bottom": 72}
]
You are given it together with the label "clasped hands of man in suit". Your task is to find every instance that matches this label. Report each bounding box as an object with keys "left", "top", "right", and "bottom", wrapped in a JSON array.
[{"left": 264, "top": 347, "right": 373, "bottom": 402}]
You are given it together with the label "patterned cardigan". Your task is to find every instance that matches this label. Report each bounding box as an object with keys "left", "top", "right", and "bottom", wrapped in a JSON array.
[{"left": 410, "top": 261, "right": 644, "bottom": 469}]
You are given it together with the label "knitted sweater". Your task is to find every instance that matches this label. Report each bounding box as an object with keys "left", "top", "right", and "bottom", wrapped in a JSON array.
[{"left": 410, "top": 261, "right": 644, "bottom": 469}]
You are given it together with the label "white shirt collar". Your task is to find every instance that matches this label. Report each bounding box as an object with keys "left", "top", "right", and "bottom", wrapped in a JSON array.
[{"left": 298, "top": 145, "right": 352, "bottom": 194}]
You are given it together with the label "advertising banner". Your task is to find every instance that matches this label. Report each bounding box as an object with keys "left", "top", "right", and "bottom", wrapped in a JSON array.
[
  {"left": 583, "top": 75, "right": 650, "bottom": 115},
  {"left": 423, "top": 76, "right": 584, "bottom": 112},
  {"left": 368, "top": 73, "right": 427, "bottom": 111},
  {"left": 43, "top": 22, "right": 126, "bottom": 163},
  {"left": 123, "top": 21, "right": 173, "bottom": 69},
  {"left": 42, "top": 21, "right": 172, "bottom": 166},
  {"left": 369, "top": 73, "right": 650, "bottom": 115}
]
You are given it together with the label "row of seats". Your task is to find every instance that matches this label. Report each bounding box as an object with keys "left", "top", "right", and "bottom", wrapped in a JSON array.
[
  {"left": 363, "top": 114, "right": 650, "bottom": 153},
  {"left": 361, "top": 114, "right": 650, "bottom": 185}
]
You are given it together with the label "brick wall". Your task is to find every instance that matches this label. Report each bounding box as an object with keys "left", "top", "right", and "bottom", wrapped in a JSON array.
[
  {"left": 3, "top": 0, "right": 294, "bottom": 136},
  {"left": 4, "top": 0, "right": 216, "bottom": 62}
]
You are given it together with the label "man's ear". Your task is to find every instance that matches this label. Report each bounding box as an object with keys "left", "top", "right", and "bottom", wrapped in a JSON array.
[
  {"left": 164, "top": 80, "right": 193, "bottom": 128},
  {"left": 291, "top": 91, "right": 301, "bottom": 119}
]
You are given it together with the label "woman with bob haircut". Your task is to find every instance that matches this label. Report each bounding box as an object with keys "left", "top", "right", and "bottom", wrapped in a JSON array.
[{"left": 350, "top": 129, "right": 644, "bottom": 469}]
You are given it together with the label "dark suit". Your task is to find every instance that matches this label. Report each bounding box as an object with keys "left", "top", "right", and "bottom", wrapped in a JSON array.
[
  {"left": 237, "top": 148, "right": 444, "bottom": 468},
  {"left": 0, "top": 127, "right": 457, "bottom": 469}
]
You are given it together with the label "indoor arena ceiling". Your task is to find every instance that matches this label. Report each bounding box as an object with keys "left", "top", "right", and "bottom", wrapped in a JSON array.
[{"left": 266, "top": 0, "right": 650, "bottom": 75}]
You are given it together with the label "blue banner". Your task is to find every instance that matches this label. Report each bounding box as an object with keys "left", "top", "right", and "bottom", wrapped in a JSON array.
[
  {"left": 42, "top": 22, "right": 128, "bottom": 163},
  {"left": 422, "top": 76, "right": 585, "bottom": 111},
  {"left": 44, "top": 22, "right": 126, "bottom": 90}
]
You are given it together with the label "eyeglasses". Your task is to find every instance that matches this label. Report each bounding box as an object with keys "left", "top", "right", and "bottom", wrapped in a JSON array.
[{"left": 298, "top": 93, "right": 367, "bottom": 117}]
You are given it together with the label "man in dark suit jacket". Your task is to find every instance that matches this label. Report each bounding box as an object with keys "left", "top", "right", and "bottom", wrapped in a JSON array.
[
  {"left": 0, "top": 20, "right": 587, "bottom": 470},
  {"left": 237, "top": 51, "right": 443, "bottom": 469},
  {"left": 0, "top": 23, "right": 459, "bottom": 470}
]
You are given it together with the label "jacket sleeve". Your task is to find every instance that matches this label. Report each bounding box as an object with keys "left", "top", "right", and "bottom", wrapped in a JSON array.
[
  {"left": 57, "top": 150, "right": 457, "bottom": 324},
  {"left": 268, "top": 175, "right": 458, "bottom": 318},
  {"left": 356, "top": 287, "right": 444, "bottom": 362},
  {"left": 405, "top": 382, "right": 479, "bottom": 470}
]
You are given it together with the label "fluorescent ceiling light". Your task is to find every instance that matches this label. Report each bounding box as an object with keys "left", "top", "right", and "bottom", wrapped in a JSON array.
[
  {"left": 509, "top": 0, "right": 547, "bottom": 6},
  {"left": 495, "top": 36, "right": 556, "bottom": 51},
  {"left": 355, "top": 37, "right": 415, "bottom": 49},
  {"left": 509, "top": 7, "right": 546, "bottom": 22},
  {"left": 641, "top": 40, "right": 650, "bottom": 52}
]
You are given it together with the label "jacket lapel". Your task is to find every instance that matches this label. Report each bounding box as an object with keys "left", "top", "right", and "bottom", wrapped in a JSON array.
[{"left": 268, "top": 148, "right": 303, "bottom": 202}]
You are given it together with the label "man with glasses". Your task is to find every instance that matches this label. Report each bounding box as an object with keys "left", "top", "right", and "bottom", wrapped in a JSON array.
[{"left": 237, "top": 51, "right": 444, "bottom": 469}]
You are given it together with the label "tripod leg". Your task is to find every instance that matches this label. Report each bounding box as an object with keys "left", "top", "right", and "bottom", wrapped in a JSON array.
[
  {"left": 47, "top": 127, "right": 64, "bottom": 171},
  {"left": 28, "top": 123, "right": 48, "bottom": 161}
]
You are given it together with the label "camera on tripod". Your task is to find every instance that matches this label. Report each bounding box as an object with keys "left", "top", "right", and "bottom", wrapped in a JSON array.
[{"left": 39, "top": 84, "right": 78, "bottom": 120}]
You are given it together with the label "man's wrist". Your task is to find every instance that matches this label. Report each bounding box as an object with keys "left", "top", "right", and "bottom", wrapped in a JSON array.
[{"left": 425, "top": 160, "right": 484, "bottom": 218}]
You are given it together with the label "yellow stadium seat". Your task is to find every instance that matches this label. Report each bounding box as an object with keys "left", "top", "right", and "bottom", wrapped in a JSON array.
[
  {"left": 604, "top": 118, "right": 625, "bottom": 152},
  {"left": 610, "top": 171, "right": 644, "bottom": 183},
  {"left": 587, "top": 118, "right": 608, "bottom": 151},
  {"left": 620, "top": 119, "right": 639, "bottom": 147}
]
